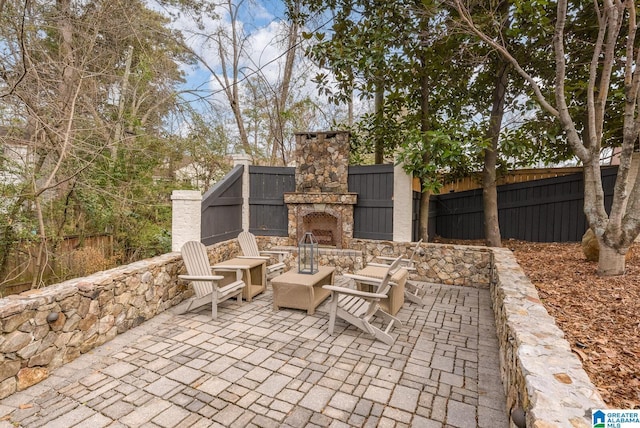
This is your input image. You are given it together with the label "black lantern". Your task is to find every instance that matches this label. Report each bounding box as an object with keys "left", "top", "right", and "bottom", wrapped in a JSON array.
[{"left": 298, "top": 232, "right": 319, "bottom": 274}]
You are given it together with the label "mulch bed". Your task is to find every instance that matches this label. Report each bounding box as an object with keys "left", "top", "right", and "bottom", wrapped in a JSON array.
[{"left": 435, "top": 238, "right": 640, "bottom": 409}]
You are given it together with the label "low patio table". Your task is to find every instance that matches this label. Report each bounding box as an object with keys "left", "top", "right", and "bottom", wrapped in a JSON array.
[
  {"left": 212, "top": 257, "right": 267, "bottom": 301},
  {"left": 271, "top": 266, "right": 335, "bottom": 315}
]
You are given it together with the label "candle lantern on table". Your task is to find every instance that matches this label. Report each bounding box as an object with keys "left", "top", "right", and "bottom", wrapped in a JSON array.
[{"left": 298, "top": 232, "right": 319, "bottom": 274}]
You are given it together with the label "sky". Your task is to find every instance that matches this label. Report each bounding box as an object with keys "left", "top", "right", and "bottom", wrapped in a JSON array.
[
  {"left": 150, "top": 0, "right": 363, "bottom": 133},
  {"left": 153, "top": 0, "right": 306, "bottom": 106}
]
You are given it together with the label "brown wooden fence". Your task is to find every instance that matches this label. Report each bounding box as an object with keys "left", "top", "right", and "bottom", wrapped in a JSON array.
[
  {"left": 1, "top": 234, "right": 114, "bottom": 295},
  {"left": 438, "top": 167, "right": 584, "bottom": 194}
]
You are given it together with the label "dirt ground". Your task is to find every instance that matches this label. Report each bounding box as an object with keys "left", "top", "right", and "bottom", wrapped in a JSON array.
[{"left": 435, "top": 238, "right": 640, "bottom": 410}]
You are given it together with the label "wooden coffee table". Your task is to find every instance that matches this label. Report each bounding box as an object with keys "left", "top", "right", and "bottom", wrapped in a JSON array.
[{"left": 271, "top": 266, "right": 335, "bottom": 315}]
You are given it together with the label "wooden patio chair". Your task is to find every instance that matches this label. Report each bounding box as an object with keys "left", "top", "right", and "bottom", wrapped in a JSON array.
[
  {"left": 237, "top": 231, "right": 288, "bottom": 278},
  {"left": 350, "top": 261, "right": 409, "bottom": 315},
  {"left": 376, "top": 239, "right": 424, "bottom": 270},
  {"left": 322, "top": 257, "right": 407, "bottom": 346},
  {"left": 374, "top": 239, "right": 427, "bottom": 306},
  {"left": 177, "top": 241, "right": 245, "bottom": 320}
]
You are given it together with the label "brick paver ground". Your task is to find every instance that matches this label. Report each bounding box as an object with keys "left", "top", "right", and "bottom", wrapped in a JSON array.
[{"left": 0, "top": 280, "right": 509, "bottom": 427}]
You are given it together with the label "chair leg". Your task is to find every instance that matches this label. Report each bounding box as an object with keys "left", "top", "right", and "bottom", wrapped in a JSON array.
[
  {"left": 405, "top": 281, "right": 426, "bottom": 306},
  {"left": 211, "top": 292, "right": 218, "bottom": 320},
  {"left": 376, "top": 308, "right": 403, "bottom": 330},
  {"left": 327, "top": 294, "right": 338, "bottom": 335}
]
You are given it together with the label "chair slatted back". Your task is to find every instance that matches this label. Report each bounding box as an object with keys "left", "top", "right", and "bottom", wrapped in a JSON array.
[
  {"left": 238, "top": 231, "right": 261, "bottom": 257},
  {"left": 181, "top": 241, "right": 215, "bottom": 298},
  {"left": 406, "top": 239, "right": 424, "bottom": 268},
  {"left": 374, "top": 257, "right": 403, "bottom": 295}
]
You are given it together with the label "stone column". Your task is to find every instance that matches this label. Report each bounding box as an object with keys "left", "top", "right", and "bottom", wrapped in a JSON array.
[
  {"left": 232, "top": 154, "right": 252, "bottom": 232},
  {"left": 171, "top": 190, "right": 202, "bottom": 252},
  {"left": 393, "top": 161, "right": 414, "bottom": 242}
]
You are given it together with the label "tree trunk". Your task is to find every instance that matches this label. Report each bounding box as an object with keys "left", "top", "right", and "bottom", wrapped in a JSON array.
[
  {"left": 269, "top": 6, "right": 299, "bottom": 165},
  {"left": 111, "top": 45, "right": 134, "bottom": 160},
  {"left": 374, "top": 84, "right": 384, "bottom": 164},
  {"left": 482, "top": 61, "right": 509, "bottom": 247},
  {"left": 418, "top": 58, "right": 431, "bottom": 241},
  {"left": 597, "top": 243, "right": 626, "bottom": 276},
  {"left": 419, "top": 189, "right": 430, "bottom": 241}
]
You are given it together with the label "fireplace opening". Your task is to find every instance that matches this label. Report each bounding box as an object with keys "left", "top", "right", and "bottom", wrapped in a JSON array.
[{"left": 301, "top": 212, "right": 340, "bottom": 247}]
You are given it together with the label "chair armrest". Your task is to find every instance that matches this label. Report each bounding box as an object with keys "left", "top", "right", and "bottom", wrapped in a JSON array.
[
  {"left": 236, "top": 255, "right": 271, "bottom": 261},
  {"left": 259, "top": 250, "right": 289, "bottom": 256},
  {"left": 211, "top": 264, "right": 250, "bottom": 270},
  {"left": 322, "top": 285, "right": 388, "bottom": 300},
  {"left": 377, "top": 256, "right": 412, "bottom": 264},
  {"left": 366, "top": 262, "right": 392, "bottom": 268},
  {"left": 343, "top": 273, "right": 386, "bottom": 286},
  {"left": 179, "top": 274, "right": 224, "bottom": 282},
  {"left": 259, "top": 250, "right": 289, "bottom": 262}
]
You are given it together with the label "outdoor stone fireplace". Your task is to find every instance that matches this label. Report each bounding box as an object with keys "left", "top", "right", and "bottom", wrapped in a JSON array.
[{"left": 284, "top": 131, "right": 357, "bottom": 249}]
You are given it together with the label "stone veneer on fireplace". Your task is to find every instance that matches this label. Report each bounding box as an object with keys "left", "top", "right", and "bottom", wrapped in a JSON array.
[{"left": 284, "top": 131, "right": 357, "bottom": 249}]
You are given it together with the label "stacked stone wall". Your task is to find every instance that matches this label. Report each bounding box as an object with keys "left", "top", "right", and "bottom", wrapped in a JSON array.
[
  {"left": 350, "top": 239, "right": 492, "bottom": 287},
  {"left": 258, "top": 236, "right": 364, "bottom": 275},
  {"left": 0, "top": 240, "right": 239, "bottom": 399},
  {"left": 491, "top": 248, "right": 605, "bottom": 427}
]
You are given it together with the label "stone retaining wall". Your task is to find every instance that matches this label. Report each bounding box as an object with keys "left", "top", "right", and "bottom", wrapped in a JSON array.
[
  {"left": 350, "top": 239, "right": 493, "bottom": 287},
  {"left": 491, "top": 248, "right": 605, "bottom": 427},
  {"left": 1, "top": 238, "right": 606, "bottom": 427},
  {"left": 0, "top": 240, "right": 239, "bottom": 400}
]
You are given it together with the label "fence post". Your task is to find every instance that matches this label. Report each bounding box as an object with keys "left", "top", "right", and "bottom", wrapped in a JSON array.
[
  {"left": 393, "top": 161, "right": 413, "bottom": 242},
  {"left": 171, "top": 190, "right": 202, "bottom": 252},
  {"left": 232, "top": 154, "right": 252, "bottom": 232}
]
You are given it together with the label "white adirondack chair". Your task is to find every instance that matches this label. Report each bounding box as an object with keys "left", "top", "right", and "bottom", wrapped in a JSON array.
[
  {"left": 177, "top": 241, "right": 245, "bottom": 319},
  {"left": 375, "top": 239, "right": 427, "bottom": 306},
  {"left": 322, "top": 257, "right": 407, "bottom": 346},
  {"left": 376, "top": 239, "right": 424, "bottom": 269},
  {"left": 237, "top": 231, "right": 288, "bottom": 278}
]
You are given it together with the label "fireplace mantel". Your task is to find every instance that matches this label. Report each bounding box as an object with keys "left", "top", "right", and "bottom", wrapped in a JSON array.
[{"left": 284, "top": 192, "right": 357, "bottom": 205}]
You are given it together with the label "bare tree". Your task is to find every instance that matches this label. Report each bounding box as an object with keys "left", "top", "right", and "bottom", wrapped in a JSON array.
[
  {"left": 175, "top": 0, "right": 309, "bottom": 164},
  {"left": 1, "top": 0, "right": 191, "bottom": 287},
  {"left": 452, "top": 0, "right": 640, "bottom": 275}
]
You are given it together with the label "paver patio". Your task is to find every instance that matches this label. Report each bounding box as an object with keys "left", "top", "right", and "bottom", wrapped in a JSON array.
[{"left": 0, "top": 279, "right": 509, "bottom": 427}]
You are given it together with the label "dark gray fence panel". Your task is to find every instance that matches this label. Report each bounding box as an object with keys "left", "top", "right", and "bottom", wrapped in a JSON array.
[
  {"left": 201, "top": 165, "right": 243, "bottom": 245},
  {"left": 249, "top": 166, "right": 295, "bottom": 236},
  {"left": 348, "top": 164, "right": 394, "bottom": 240},
  {"left": 430, "top": 189, "right": 484, "bottom": 240},
  {"left": 430, "top": 166, "right": 618, "bottom": 242}
]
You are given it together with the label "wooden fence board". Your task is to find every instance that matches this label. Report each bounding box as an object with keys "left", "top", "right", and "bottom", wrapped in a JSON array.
[
  {"left": 201, "top": 165, "right": 243, "bottom": 245},
  {"left": 348, "top": 164, "right": 394, "bottom": 240}
]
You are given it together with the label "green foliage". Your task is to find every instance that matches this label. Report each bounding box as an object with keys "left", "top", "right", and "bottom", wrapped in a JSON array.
[
  {"left": 294, "top": 0, "right": 584, "bottom": 185},
  {"left": 0, "top": 0, "right": 200, "bottom": 286}
]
